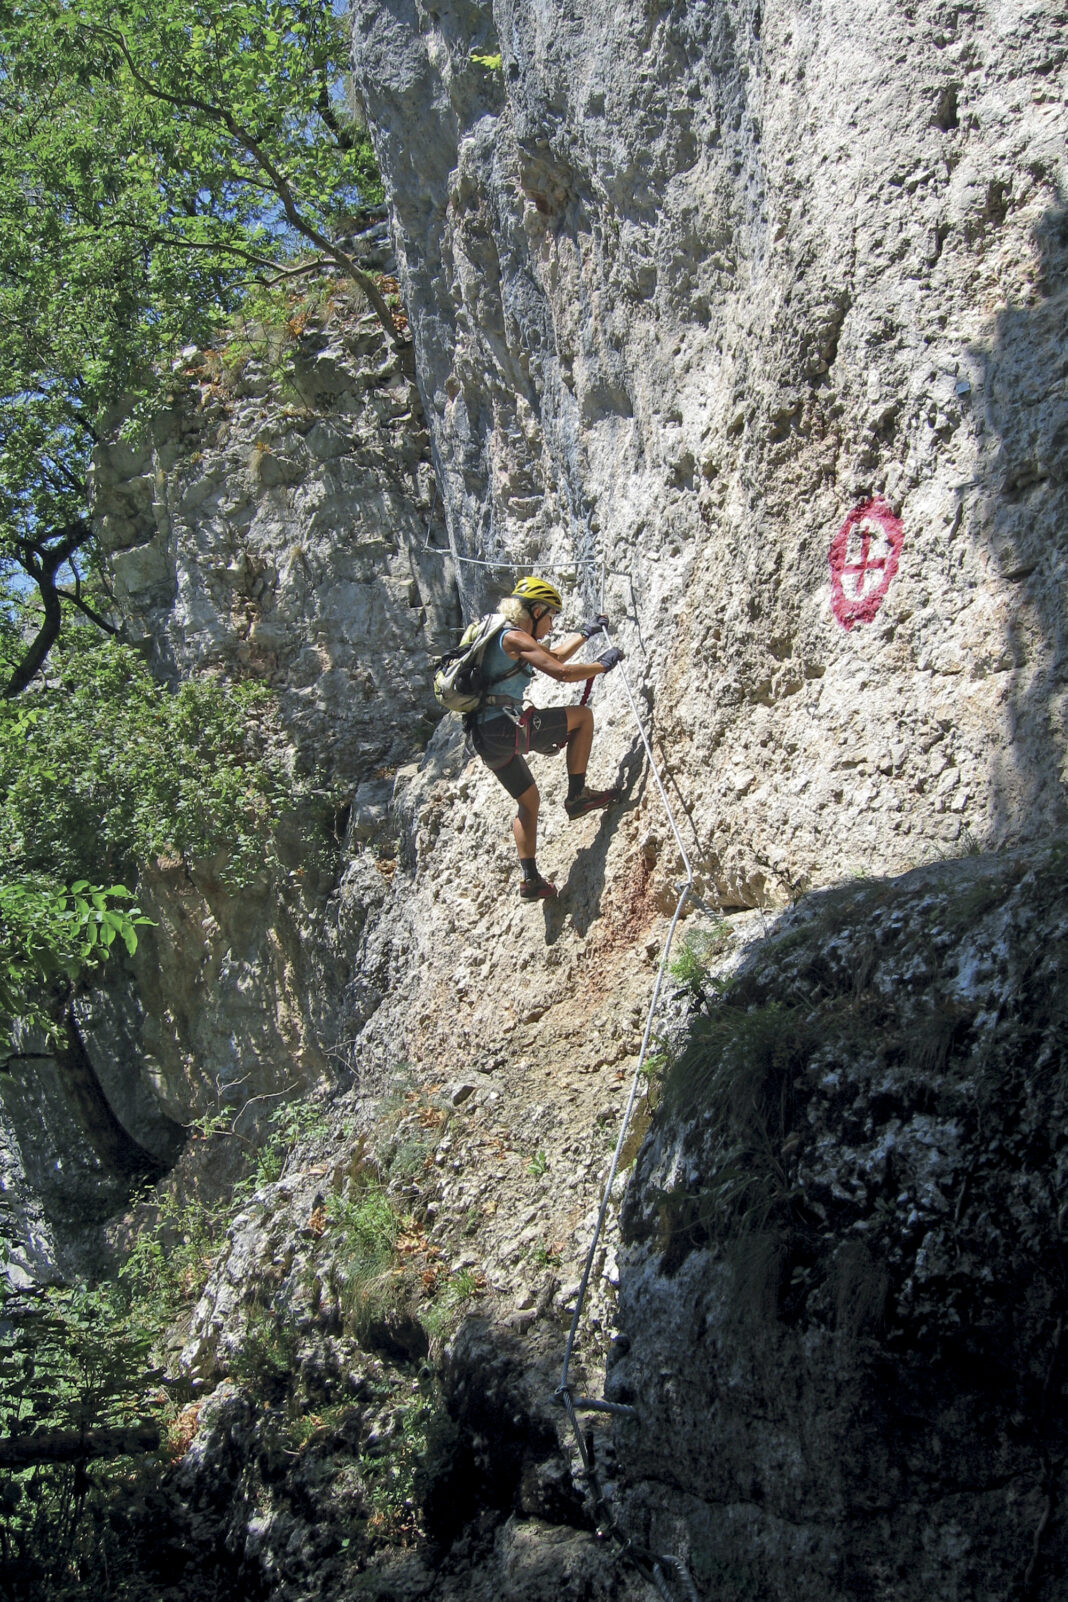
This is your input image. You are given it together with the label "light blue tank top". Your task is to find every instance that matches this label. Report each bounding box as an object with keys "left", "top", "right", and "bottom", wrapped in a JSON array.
[{"left": 476, "top": 629, "right": 533, "bottom": 719}]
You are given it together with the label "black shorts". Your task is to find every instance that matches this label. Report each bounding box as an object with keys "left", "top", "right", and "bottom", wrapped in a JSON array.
[{"left": 470, "top": 708, "right": 569, "bottom": 800}]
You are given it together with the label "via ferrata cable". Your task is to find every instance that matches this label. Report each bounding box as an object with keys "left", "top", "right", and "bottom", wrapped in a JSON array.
[
  {"left": 553, "top": 623, "right": 697, "bottom": 1602},
  {"left": 413, "top": 539, "right": 697, "bottom": 1597}
]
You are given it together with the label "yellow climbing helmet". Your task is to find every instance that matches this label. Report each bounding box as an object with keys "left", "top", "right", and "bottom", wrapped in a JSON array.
[{"left": 511, "top": 576, "right": 563, "bottom": 611}]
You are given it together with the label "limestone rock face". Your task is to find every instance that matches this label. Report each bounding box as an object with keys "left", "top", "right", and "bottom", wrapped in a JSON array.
[
  {"left": 80, "top": 842, "right": 1067, "bottom": 1602},
  {"left": 0, "top": 1094, "right": 61, "bottom": 1288},
  {"left": 612, "top": 838, "right": 1068, "bottom": 1601},
  {"left": 72, "top": 288, "right": 461, "bottom": 1143},
  {"left": 73, "top": 0, "right": 1068, "bottom": 1147},
  {"left": 93, "top": 282, "right": 454, "bottom": 788},
  {"left": 349, "top": 0, "right": 1068, "bottom": 905},
  {"left": 7, "top": 7, "right": 1067, "bottom": 1598}
]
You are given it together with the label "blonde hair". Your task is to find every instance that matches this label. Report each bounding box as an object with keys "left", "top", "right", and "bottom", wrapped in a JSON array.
[{"left": 498, "top": 595, "right": 533, "bottom": 628}]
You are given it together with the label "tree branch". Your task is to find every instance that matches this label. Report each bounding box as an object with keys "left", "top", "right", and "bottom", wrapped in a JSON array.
[
  {"left": 315, "top": 69, "right": 359, "bottom": 152},
  {"left": 93, "top": 25, "right": 405, "bottom": 348},
  {"left": 56, "top": 589, "right": 118, "bottom": 634},
  {"left": 65, "top": 224, "right": 287, "bottom": 279},
  {"left": 43, "top": 456, "right": 89, "bottom": 499},
  {"left": 139, "top": 234, "right": 360, "bottom": 292}
]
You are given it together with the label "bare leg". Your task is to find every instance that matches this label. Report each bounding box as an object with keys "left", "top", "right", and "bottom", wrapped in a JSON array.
[
  {"left": 564, "top": 705, "right": 594, "bottom": 773},
  {"left": 561, "top": 703, "right": 621, "bottom": 819},
  {"left": 513, "top": 781, "right": 540, "bottom": 861}
]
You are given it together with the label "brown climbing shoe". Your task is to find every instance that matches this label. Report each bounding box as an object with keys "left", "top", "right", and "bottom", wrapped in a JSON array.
[
  {"left": 565, "top": 786, "right": 622, "bottom": 820},
  {"left": 519, "top": 873, "right": 558, "bottom": 900}
]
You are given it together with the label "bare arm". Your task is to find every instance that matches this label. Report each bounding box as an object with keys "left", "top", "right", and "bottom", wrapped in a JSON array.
[
  {"left": 547, "top": 631, "right": 589, "bottom": 664},
  {"left": 502, "top": 628, "right": 605, "bottom": 683}
]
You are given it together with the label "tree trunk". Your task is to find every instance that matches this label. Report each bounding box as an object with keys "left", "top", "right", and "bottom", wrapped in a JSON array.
[
  {"left": 0, "top": 1424, "right": 160, "bottom": 1468},
  {"left": 3, "top": 581, "right": 62, "bottom": 698}
]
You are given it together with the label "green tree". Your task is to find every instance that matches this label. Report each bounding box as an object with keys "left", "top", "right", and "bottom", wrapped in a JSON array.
[
  {"left": 0, "top": 629, "right": 294, "bottom": 1036},
  {"left": 0, "top": 0, "right": 393, "bottom": 694}
]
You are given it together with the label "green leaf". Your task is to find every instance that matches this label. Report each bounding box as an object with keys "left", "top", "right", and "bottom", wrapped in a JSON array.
[{"left": 0, "top": 0, "right": 384, "bottom": 690}]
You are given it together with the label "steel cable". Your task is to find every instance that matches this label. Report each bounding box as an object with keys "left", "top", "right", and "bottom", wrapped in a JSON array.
[
  {"left": 554, "top": 623, "right": 697, "bottom": 1602},
  {"left": 417, "top": 542, "right": 698, "bottom": 1599}
]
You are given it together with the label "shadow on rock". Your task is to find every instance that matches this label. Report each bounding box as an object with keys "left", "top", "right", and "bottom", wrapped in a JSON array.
[
  {"left": 427, "top": 1314, "right": 590, "bottom": 1550},
  {"left": 544, "top": 734, "right": 648, "bottom": 944},
  {"left": 611, "top": 837, "right": 1068, "bottom": 1602},
  {"left": 970, "top": 196, "right": 1068, "bottom": 843}
]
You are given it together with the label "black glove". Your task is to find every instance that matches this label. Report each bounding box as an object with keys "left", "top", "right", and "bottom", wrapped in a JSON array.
[
  {"left": 596, "top": 646, "right": 624, "bottom": 673},
  {"left": 578, "top": 613, "right": 609, "bottom": 640}
]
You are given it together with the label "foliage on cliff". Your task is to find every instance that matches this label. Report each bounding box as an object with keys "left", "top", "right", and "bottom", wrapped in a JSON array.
[
  {"left": 0, "top": 1281, "right": 166, "bottom": 1601},
  {"left": 0, "top": 0, "right": 384, "bottom": 695},
  {"left": 0, "top": 1087, "right": 477, "bottom": 1601},
  {"left": 0, "top": 628, "right": 293, "bottom": 1035}
]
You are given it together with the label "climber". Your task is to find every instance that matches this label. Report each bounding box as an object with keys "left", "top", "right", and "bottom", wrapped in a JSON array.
[{"left": 468, "top": 576, "right": 625, "bottom": 900}]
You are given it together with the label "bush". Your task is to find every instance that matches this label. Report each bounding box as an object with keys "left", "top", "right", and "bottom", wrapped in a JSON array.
[
  {"left": 0, "top": 631, "right": 296, "bottom": 1027},
  {"left": 328, "top": 1182, "right": 403, "bottom": 1336},
  {"left": 668, "top": 921, "right": 734, "bottom": 1005},
  {"left": 117, "top": 1185, "right": 229, "bottom": 1337},
  {"left": 0, "top": 634, "right": 293, "bottom": 887}
]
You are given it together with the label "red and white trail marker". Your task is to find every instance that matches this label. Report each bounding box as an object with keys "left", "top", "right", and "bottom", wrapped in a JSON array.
[{"left": 828, "top": 497, "right": 903, "bottom": 631}]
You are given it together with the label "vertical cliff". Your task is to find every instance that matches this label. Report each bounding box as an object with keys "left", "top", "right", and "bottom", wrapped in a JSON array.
[
  {"left": 2, "top": 4, "right": 1066, "bottom": 1600},
  {"left": 58, "top": 0, "right": 1068, "bottom": 1180}
]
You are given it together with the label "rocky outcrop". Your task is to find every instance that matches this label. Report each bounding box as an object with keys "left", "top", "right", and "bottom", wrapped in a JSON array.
[
  {"left": 0, "top": 283, "right": 456, "bottom": 1250},
  {"left": 82, "top": 281, "right": 461, "bottom": 1128},
  {"left": 613, "top": 837, "right": 1068, "bottom": 1601},
  {"left": 92, "top": 273, "right": 454, "bottom": 787},
  {"left": 86, "top": 841, "right": 1066, "bottom": 1602},
  {"left": 0, "top": 1092, "right": 62, "bottom": 1288}
]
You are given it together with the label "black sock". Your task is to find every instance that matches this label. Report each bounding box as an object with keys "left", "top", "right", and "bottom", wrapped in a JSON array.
[
  {"left": 520, "top": 857, "right": 539, "bottom": 883},
  {"left": 567, "top": 772, "right": 586, "bottom": 803}
]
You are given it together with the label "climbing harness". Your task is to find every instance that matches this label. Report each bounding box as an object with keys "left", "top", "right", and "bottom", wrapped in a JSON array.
[
  {"left": 513, "top": 705, "right": 567, "bottom": 754},
  {"left": 553, "top": 621, "right": 698, "bottom": 1602}
]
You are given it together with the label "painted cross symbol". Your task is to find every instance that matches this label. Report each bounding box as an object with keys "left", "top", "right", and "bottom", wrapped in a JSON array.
[
  {"left": 841, "top": 524, "right": 891, "bottom": 599},
  {"left": 829, "top": 498, "right": 904, "bottom": 631}
]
